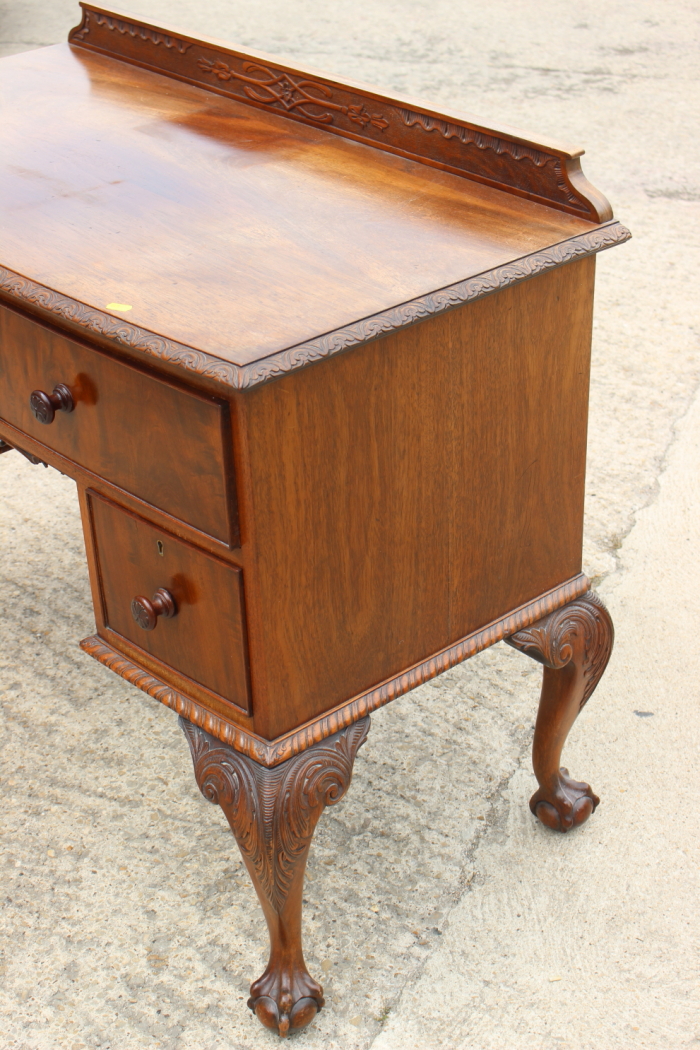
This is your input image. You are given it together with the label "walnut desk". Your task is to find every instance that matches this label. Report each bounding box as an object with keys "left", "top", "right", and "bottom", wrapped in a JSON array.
[{"left": 0, "top": 5, "right": 630, "bottom": 1037}]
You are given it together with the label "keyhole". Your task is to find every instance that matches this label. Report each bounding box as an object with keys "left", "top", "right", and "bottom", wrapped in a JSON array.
[{"left": 157, "top": 540, "right": 164, "bottom": 557}]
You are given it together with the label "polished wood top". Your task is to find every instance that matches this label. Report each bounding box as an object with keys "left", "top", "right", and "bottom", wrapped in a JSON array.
[{"left": 0, "top": 39, "right": 599, "bottom": 368}]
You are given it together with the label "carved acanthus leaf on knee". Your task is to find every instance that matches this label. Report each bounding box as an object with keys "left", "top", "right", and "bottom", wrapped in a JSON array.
[
  {"left": 506, "top": 592, "right": 614, "bottom": 832},
  {"left": 180, "top": 716, "right": 370, "bottom": 1037}
]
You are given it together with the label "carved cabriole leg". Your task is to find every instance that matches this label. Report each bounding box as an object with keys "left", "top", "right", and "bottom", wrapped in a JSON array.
[
  {"left": 505, "top": 591, "right": 613, "bottom": 832},
  {"left": 180, "top": 715, "right": 370, "bottom": 1037}
]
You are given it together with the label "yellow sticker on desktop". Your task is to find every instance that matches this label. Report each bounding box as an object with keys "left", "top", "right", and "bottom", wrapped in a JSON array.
[{"left": 106, "top": 303, "right": 132, "bottom": 311}]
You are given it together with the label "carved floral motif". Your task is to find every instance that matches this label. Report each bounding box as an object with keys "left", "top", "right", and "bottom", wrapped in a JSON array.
[
  {"left": 68, "top": 9, "right": 611, "bottom": 220},
  {"left": 197, "top": 56, "right": 389, "bottom": 129}
]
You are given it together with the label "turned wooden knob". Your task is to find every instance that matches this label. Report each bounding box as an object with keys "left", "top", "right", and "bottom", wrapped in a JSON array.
[
  {"left": 29, "top": 383, "right": 74, "bottom": 424},
  {"left": 130, "top": 588, "right": 177, "bottom": 631}
]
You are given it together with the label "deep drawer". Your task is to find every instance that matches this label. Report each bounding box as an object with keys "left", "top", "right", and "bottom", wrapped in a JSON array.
[
  {"left": 0, "top": 304, "right": 235, "bottom": 543},
  {"left": 88, "top": 492, "right": 251, "bottom": 713}
]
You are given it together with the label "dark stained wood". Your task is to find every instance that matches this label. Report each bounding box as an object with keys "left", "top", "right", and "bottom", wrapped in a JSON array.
[
  {"left": 130, "top": 587, "right": 177, "bottom": 631},
  {"left": 87, "top": 492, "right": 251, "bottom": 714},
  {"left": 181, "top": 715, "right": 370, "bottom": 1037},
  {"left": 0, "top": 416, "right": 241, "bottom": 559},
  {"left": 241, "top": 258, "right": 595, "bottom": 739},
  {"left": 506, "top": 592, "right": 614, "bottom": 831},
  {"left": 79, "top": 574, "right": 589, "bottom": 768},
  {"left": 0, "top": 440, "right": 48, "bottom": 467},
  {"left": 29, "top": 382, "right": 74, "bottom": 424},
  {"left": 0, "top": 224, "right": 629, "bottom": 396},
  {"left": 0, "top": 303, "right": 236, "bottom": 544},
  {"left": 449, "top": 255, "right": 595, "bottom": 633},
  {"left": 68, "top": 4, "right": 611, "bottom": 223},
  {"left": 0, "top": 42, "right": 603, "bottom": 370},
  {"left": 0, "top": 6, "right": 629, "bottom": 1037}
]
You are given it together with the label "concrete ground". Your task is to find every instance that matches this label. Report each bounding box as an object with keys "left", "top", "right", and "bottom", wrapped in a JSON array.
[{"left": 0, "top": 1, "right": 698, "bottom": 1048}]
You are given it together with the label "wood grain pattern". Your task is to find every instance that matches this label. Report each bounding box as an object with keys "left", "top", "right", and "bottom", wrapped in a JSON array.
[
  {"left": 0, "top": 10, "right": 629, "bottom": 1039},
  {"left": 0, "top": 39, "right": 629, "bottom": 378},
  {"left": 506, "top": 591, "right": 614, "bottom": 831},
  {"left": 0, "top": 415, "right": 238, "bottom": 560},
  {"left": 0, "top": 303, "right": 236, "bottom": 543},
  {"left": 242, "top": 259, "right": 596, "bottom": 739},
  {"left": 0, "top": 226, "right": 630, "bottom": 393},
  {"left": 87, "top": 492, "right": 251, "bottom": 713},
  {"left": 79, "top": 573, "right": 588, "bottom": 766},
  {"left": 68, "top": 3, "right": 611, "bottom": 221},
  {"left": 181, "top": 716, "right": 369, "bottom": 1036}
]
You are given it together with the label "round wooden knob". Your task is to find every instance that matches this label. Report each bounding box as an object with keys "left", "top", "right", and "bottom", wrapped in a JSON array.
[
  {"left": 130, "top": 588, "right": 177, "bottom": 631},
  {"left": 29, "top": 383, "right": 74, "bottom": 424}
]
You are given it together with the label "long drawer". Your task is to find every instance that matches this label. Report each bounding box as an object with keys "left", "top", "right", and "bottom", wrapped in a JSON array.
[
  {"left": 0, "top": 304, "right": 235, "bottom": 543},
  {"left": 88, "top": 492, "right": 251, "bottom": 713}
]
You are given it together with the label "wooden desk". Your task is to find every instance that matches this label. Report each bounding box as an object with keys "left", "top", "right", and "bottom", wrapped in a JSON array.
[{"left": 0, "top": 4, "right": 630, "bottom": 1036}]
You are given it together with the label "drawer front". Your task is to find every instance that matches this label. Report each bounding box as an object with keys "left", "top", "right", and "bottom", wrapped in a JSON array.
[
  {"left": 88, "top": 492, "right": 250, "bottom": 713},
  {"left": 0, "top": 304, "right": 234, "bottom": 543}
]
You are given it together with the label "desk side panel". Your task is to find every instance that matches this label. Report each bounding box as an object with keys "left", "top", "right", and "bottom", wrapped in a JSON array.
[
  {"left": 449, "top": 255, "right": 594, "bottom": 632},
  {"left": 242, "top": 257, "right": 594, "bottom": 739}
]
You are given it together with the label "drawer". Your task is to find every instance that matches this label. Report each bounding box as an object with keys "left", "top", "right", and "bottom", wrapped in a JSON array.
[
  {"left": 88, "top": 492, "right": 251, "bottom": 713},
  {"left": 0, "top": 304, "right": 235, "bottom": 544}
]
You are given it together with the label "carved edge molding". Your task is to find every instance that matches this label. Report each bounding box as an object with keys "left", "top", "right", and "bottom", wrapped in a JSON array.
[
  {"left": 69, "top": 5, "right": 609, "bottom": 220},
  {"left": 237, "top": 223, "right": 631, "bottom": 388},
  {"left": 72, "top": 9, "right": 191, "bottom": 51},
  {"left": 0, "top": 223, "right": 630, "bottom": 393},
  {"left": 396, "top": 110, "right": 602, "bottom": 218},
  {"left": 79, "top": 573, "right": 589, "bottom": 767}
]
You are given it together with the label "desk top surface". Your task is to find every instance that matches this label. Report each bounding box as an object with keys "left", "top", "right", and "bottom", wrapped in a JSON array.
[{"left": 0, "top": 7, "right": 624, "bottom": 382}]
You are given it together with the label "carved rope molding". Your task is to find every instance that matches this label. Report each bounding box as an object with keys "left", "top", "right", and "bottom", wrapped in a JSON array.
[
  {"left": 79, "top": 573, "right": 588, "bottom": 765},
  {"left": 0, "top": 223, "right": 630, "bottom": 393},
  {"left": 181, "top": 717, "right": 370, "bottom": 911}
]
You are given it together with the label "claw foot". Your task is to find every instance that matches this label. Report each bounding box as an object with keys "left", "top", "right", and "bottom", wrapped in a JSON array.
[
  {"left": 530, "top": 766, "right": 600, "bottom": 832},
  {"left": 248, "top": 970, "right": 324, "bottom": 1037}
]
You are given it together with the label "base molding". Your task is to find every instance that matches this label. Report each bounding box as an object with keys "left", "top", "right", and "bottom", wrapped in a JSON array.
[{"left": 81, "top": 572, "right": 589, "bottom": 767}]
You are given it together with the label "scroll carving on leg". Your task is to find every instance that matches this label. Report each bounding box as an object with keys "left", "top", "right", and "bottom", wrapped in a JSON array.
[
  {"left": 505, "top": 591, "right": 613, "bottom": 832},
  {"left": 180, "top": 715, "right": 370, "bottom": 1037}
]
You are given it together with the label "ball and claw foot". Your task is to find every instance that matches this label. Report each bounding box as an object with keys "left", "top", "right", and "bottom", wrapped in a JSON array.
[
  {"left": 530, "top": 766, "right": 600, "bottom": 832},
  {"left": 180, "top": 716, "right": 370, "bottom": 1037},
  {"left": 248, "top": 984, "right": 324, "bottom": 1037},
  {"left": 506, "top": 591, "right": 613, "bottom": 835},
  {"left": 247, "top": 962, "right": 325, "bottom": 1036}
]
